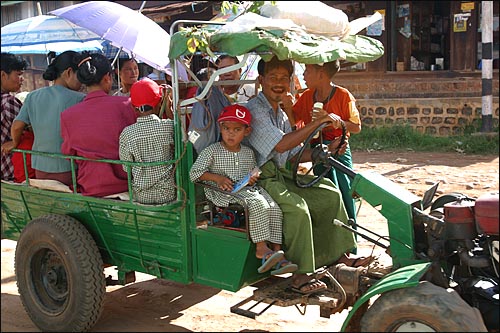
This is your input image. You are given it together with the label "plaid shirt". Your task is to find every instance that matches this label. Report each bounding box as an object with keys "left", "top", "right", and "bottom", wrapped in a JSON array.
[
  {"left": 244, "top": 92, "right": 300, "bottom": 167},
  {"left": 1, "top": 92, "right": 22, "bottom": 180},
  {"left": 190, "top": 142, "right": 282, "bottom": 243},
  {"left": 119, "top": 114, "right": 175, "bottom": 204},
  {"left": 190, "top": 142, "right": 258, "bottom": 206}
]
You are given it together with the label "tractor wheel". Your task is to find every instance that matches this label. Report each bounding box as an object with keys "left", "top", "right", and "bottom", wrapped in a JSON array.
[
  {"left": 360, "top": 281, "right": 487, "bottom": 332},
  {"left": 15, "top": 214, "right": 105, "bottom": 332}
]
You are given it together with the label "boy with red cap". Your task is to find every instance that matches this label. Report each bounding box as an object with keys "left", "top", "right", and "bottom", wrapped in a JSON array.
[
  {"left": 190, "top": 104, "right": 297, "bottom": 275},
  {"left": 119, "top": 78, "right": 175, "bottom": 204}
]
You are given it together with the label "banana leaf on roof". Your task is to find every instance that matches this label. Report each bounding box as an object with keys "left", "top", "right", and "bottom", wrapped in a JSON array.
[{"left": 169, "top": 12, "right": 384, "bottom": 64}]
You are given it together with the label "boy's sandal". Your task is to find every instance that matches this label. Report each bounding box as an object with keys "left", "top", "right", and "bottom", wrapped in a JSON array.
[
  {"left": 257, "top": 250, "right": 285, "bottom": 273},
  {"left": 270, "top": 259, "right": 298, "bottom": 275}
]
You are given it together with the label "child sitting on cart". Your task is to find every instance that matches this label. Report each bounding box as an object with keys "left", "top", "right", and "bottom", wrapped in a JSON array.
[{"left": 190, "top": 104, "right": 297, "bottom": 275}]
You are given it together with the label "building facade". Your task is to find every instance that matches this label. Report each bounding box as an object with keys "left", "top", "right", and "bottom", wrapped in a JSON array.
[
  {"left": 330, "top": 1, "right": 499, "bottom": 134},
  {"left": 2, "top": 1, "right": 499, "bottom": 134}
]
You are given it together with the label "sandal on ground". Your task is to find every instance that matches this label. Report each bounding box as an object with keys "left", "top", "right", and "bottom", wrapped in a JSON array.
[
  {"left": 270, "top": 259, "right": 298, "bottom": 276},
  {"left": 290, "top": 278, "right": 327, "bottom": 295},
  {"left": 257, "top": 250, "right": 285, "bottom": 273}
]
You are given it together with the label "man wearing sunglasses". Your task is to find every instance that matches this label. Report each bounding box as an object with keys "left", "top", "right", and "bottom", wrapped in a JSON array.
[{"left": 119, "top": 78, "right": 176, "bottom": 205}]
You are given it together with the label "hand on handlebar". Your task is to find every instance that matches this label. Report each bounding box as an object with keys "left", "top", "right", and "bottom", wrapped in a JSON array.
[
  {"left": 322, "top": 113, "right": 342, "bottom": 129},
  {"left": 316, "top": 112, "right": 341, "bottom": 129},
  {"left": 327, "top": 136, "right": 348, "bottom": 155}
]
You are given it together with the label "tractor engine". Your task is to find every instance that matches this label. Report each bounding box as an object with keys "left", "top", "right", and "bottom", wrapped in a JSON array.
[{"left": 429, "top": 192, "right": 499, "bottom": 331}]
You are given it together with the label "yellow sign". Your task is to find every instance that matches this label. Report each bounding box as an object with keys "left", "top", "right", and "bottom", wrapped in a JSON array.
[
  {"left": 453, "top": 13, "right": 470, "bottom": 32},
  {"left": 461, "top": 2, "right": 474, "bottom": 12}
]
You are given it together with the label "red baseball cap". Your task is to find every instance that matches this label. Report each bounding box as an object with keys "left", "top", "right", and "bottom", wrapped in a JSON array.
[
  {"left": 218, "top": 104, "right": 252, "bottom": 126},
  {"left": 130, "top": 78, "right": 162, "bottom": 108}
]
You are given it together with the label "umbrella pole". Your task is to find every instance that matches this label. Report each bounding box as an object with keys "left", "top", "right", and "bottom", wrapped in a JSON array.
[
  {"left": 111, "top": 48, "right": 122, "bottom": 94},
  {"left": 111, "top": 47, "right": 122, "bottom": 68}
]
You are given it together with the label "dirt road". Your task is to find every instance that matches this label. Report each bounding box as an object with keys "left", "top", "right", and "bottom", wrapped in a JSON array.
[{"left": 2, "top": 151, "right": 498, "bottom": 332}]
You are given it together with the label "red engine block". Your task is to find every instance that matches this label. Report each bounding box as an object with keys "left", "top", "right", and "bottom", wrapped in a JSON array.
[{"left": 475, "top": 192, "right": 499, "bottom": 235}]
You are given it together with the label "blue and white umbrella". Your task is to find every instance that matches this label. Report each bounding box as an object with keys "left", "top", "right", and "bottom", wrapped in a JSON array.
[
  {"left": 50, "top": 1, "right": 181, "bottom": 77},
  {"left": 101, "top": 40, "right": 131, "bottom": 60},
  {"left": 1, "top": 14, "right": 103, "bottom": 55}
]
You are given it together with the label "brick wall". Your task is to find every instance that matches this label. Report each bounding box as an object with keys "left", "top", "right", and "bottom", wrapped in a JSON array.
[{"left": 334, "top": 71, "right": 499, "bottom": 136}]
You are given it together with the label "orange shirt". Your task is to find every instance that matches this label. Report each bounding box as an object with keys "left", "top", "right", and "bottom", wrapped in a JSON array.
[{"left": 293, "top": 86, "right": 360, "bottom": 141}]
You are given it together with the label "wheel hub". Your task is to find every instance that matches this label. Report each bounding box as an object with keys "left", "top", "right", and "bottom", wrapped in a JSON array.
[
  {"left": 395, "top": 321, "right": 436, "bottom": 332},
  {"left": 32, "top": 248, "right": 68, "bottom": 312}
]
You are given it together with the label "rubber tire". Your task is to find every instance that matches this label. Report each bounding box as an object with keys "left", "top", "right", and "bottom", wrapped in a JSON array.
[
  {"left": 360, "top": 281, "right": 488, "bottom": 332},
  {"left": 15, "top": 214, "right": 105, "bottom": 332}
]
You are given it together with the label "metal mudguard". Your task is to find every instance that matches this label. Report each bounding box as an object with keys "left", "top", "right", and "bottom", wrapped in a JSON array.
[{"left": 341, "top": 262, "right": 431, "bottom": 332}]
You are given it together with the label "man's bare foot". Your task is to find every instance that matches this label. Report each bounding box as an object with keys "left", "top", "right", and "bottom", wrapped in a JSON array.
[{"left": 290, "top": 273, "right": 327, "bottom": 294}]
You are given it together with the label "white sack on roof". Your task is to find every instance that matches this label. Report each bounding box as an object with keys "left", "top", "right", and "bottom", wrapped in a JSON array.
[
  {"left": 218, "top": 12, "right": 302, "bottom": 34},
  {"left": 349, "top": 11, "right": 383, "bottom": 35},
  {"left": 260, "top": 1, "right": 350, "bottom": 38}
]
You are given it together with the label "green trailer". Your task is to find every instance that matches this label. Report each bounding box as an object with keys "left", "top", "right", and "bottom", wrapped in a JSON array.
[{"left": 2, "top": 16, "right": 495, "bottom": 333}]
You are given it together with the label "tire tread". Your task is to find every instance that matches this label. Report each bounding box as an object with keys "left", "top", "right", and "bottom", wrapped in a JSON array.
[{"left": 15, "top": 214, "right": 105, "bottom": 332}]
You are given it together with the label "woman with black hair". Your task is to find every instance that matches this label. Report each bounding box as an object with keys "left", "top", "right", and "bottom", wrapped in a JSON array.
[
  {"left": 60, "top": 53, "right": 137, "bottom": 197},
  {"left": 113, "top": 57, "right": 139, "bottom": 97},
  {"left": 7, "top": 50, "right": 85, "bottom": 185}
]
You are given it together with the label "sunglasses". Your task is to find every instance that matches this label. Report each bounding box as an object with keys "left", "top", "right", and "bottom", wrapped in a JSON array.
[{"left": 136, "top": 105, "right": 154, "bottom": 113}]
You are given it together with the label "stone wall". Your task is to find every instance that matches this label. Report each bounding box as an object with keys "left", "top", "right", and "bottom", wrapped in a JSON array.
[
  {"left": 357, "top": 97, "right": 499, "bottom": 136},
  {"left": 334, "top": 71, "right": 500, "bottom": 136}
]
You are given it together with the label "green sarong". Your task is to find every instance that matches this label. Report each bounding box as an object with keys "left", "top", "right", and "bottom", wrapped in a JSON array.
[{"left": 258, "top": 161, "right": 357, "bottom": 274}]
